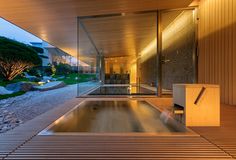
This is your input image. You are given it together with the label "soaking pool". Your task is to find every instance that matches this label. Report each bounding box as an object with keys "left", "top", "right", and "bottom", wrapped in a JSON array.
[
  {"left": 39, "top": 100, "right": 195, "bottom": 135},
  {"left": 88, "top": 86, "right": 156, "bottom": 95}
]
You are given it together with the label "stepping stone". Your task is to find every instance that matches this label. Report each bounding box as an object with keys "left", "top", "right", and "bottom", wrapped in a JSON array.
[
  {"left": 33, "top": 81, "right": 66, "bottom": 91},
  {"left": 0, "top": 86, "right": 13, "bottom": 95}
]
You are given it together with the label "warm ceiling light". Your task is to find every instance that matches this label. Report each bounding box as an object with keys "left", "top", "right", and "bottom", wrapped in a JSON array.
[{"left": 40, "top": 33, "right": 48, "bottom": 41}]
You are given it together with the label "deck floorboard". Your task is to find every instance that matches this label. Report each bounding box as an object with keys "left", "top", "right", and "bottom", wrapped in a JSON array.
[{"left": 0, "top": 98, "right": 235, "bottom": 159}]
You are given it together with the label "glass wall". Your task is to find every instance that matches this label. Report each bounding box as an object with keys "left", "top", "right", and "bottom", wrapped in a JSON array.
[
  {"left": 77, "top": 8, "right": 197, "bottom": 96},
  {"left": 161, "top": 9, "right": 196, "bottom": 94},
  {"left": 77, "top": 18, "right": 100, "bottom": 96},
  {"left": 77, "top": 12, "right": 158, "bottom": 96}
]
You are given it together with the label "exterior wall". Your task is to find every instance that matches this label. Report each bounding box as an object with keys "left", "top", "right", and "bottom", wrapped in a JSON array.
[
  {"left": 45, "top": 47, "right": 78, "bottom": 66},
  {"left": 198, "top": 0, "right": 236, "bottom": 105},
  {"left": 31, "top": 41, "right": 51, "bottom": 66}
]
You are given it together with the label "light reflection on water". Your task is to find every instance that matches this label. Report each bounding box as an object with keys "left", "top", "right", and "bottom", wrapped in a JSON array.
[
  {"left": 89, "top": 86, "right": 155, "bottom": 95},
  {"left": 48, "top": 101, "right": 183, "bottom": 133}
]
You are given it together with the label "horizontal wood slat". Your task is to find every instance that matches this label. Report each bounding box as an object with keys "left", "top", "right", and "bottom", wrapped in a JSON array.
[
  {"left": 4, "top": 135, "right": 231, "bottom": 159},
  {"left": 1, "top": 98, "right": 235, "bottom": 159},
  {"left": 0, "top": 0, "right": 193, "bottom": 57}
]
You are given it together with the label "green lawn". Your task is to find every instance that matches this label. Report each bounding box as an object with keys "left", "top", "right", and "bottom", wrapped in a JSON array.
[
  {"left": 0, "top": 91, "right": 26, "bottom": 100},
  {"left": 0, "top": 73, "right": 96, "bottom": 100},
  {"left": 0, "top": 73, "right": 96, "bottom": 86},
  {"left": 53, "top": 73, "right": 96, "bottom": 85}
]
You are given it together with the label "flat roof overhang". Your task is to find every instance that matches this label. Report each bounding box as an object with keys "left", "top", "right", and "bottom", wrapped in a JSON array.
[{"left": 0, "top": 0, "right": 194, "bottom": 57}]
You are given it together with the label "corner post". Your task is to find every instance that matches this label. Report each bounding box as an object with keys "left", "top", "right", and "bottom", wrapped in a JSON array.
[{"left": 157, "top": 10, "right": 162, "bottom": 97}]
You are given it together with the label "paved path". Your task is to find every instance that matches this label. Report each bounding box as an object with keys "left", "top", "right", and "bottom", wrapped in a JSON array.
[{"left": 0, "top": 82, "right": 97, "bottom": 133}]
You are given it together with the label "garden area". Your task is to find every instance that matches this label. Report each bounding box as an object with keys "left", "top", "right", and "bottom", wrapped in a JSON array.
[
  {"left": 0, "top": 37, "right": 99, "bottom": 134},
  {"left": 0, "top": 36, "right": 96, "bottom": 100}
]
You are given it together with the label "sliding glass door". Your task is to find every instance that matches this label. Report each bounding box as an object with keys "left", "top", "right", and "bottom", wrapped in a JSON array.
[
  {"left": 76, "top": 8, "right": 197, "bottom": 97},
  {"left": 160, "top": 9, "right": 197, "bottom": 94},
  {"left": 77, "top": 12, "right": 158, "bottom": 96}
]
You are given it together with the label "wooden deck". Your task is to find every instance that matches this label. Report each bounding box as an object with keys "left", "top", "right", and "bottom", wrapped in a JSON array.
[
  {"left": 192, "top": 104, "right": 236, "bottom": 159},
  {"left": 5, "top": 135, "right": 231, "bottom": 159},
  {"left": 0, "top": 98, "right": 235, "bottom": 159}
]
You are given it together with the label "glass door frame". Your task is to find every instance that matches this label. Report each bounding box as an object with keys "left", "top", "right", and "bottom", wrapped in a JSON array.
[
  {"left": 77, "top": 7, "right": 198, "bottom": 97},
  {"left": 157, "top": 7, "right": 198, "bottom": 97},
  {"left": 77, "top": 10, "right": 159, "bottom": 97}
]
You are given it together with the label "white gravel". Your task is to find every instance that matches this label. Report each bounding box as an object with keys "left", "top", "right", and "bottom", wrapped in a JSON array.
[{"left": 0, "top": 82, "right": 97, "bottom": 133}]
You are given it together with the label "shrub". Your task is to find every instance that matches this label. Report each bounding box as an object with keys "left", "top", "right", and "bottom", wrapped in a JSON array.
[
  {"left": 27, "top": 67, "right": 42, "bottom": 77},
  {"left": 55, "top": 63, "right": 72, "bottom": 75},
  {"left": 44, "top": 65, "right": 56, "bottom": 76},
  {"left": 0, "top": 37, "right": 42, "bottom": 81}
]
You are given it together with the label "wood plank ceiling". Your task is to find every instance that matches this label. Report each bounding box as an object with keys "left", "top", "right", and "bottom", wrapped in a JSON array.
[
  {"left": 0, "top": 0, "right": 193, "bottom": 58},
  {"left": 79, "top": 12, "right": 157, "bottom": 62}
]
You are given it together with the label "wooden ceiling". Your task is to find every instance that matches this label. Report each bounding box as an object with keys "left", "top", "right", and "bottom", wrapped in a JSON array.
[
  {"left": 79, "top": 12, "right": 157, "bottom": 61},
  {"left": 0, "top": 0, "right": 194, "bottom": 58}
]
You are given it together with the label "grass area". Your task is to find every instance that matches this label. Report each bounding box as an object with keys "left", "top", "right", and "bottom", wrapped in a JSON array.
[
  {"left": 0, "top": 91, "right": 26, "bottom": 100},
  {"left": 0, "top": 77, "right": 29, "bottom": 87},
  {"left": 0, "top": 73, "right": 96, "bottom": 86},
  {"left": 0, "top": 73, "right": 95, "bottom": 100},
  {"left": 53, "top": 73, "right": 96, "bottom": 85}
]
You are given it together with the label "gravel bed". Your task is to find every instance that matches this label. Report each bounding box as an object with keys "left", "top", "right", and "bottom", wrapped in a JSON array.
[{"left": 0, "top": 82, "right": 97, "bottom": 133}]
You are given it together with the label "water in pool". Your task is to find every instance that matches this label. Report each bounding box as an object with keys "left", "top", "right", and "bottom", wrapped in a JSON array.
[
  {"left": 88, "top": 86, "right": 155, "bottom": 95},
  {"left": 42, "top": 101, "right": 187, "bottom": 134}
]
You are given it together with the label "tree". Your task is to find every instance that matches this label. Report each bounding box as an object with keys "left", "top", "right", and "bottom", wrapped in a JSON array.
[
  {"left": 31, "top": 46, "right": 44, "bottom": 53},
  {"left": 0, "top": 37, "right": 42, "bottom": 81}
]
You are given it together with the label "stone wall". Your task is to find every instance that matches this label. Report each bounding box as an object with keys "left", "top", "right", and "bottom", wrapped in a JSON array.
[{"left": 161, "top": 10, "right": 195, "bottom": 90}]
